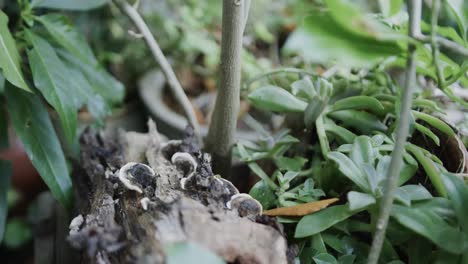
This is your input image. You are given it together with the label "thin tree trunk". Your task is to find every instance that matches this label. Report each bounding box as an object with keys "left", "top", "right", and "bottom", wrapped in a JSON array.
[{"left": 205, "top": 0, "right": 246, "bottom": 179}]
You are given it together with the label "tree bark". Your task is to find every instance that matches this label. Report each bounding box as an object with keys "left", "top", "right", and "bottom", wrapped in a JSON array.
[{"left": 67, "top": 121, "right": 290, "bottom": 264}]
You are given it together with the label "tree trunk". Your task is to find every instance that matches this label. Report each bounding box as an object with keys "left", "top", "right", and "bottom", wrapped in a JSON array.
[{"left": 65, "top": 121, "right": 290, "bottom": 264}]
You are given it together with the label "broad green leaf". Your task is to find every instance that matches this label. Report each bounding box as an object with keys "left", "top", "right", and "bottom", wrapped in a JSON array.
[
  {"left": 248, "top": 85, "right": 307, "bottom": 112},
  {"left": 249, "top": 180, "right": 277, "bottom": 210},
  {"left": 347, "top": 191, "right": 376, "bottom": 211},
  {"left": 25, "top": 30, "right": 77, "bottom": 145},
  {"left": 5, "top": 85, "right": 72, "bottom": 209},
  {"left": 284, "top": 3, "right": 402, "bottom": 67},
  {"left": 0, "top": 72, "right": 4, "bottom": 93},
  {"left": 37, "top": 14, "right": 97, "bottom": 66},
  {"left": 327, "top": 152, "right": 369, "bottom": 192},
  {"left": 338, "top": 255, "right": 356, "bottom": 264},
  {"left": 274, "top": 156, "right": 307, "bottom": 171},
  {"left": 0, "top": 160, "right": 11, "bottom": 243},
  {"left": 391, "top": 205, "right": 468, "bottom": 254},
  {"left": 295, "top": 205, "right": 356, "bottom": 238},
  {"left": 313, "top": 253, "right": 338, "bottom": 264},
  {"left": 3, "top": 218, "right": 31, "bottom": 249},
  {"left": 165, "top": 242, "right": 225, "bottom": 264},
  {"left": 413, "top": 198, "right": 456, "bottom": 221},
  {"left": 441, "top": 172, "right": 468, "bottom": 235},
  {"left": 57, "top": 50, "right": 124, "bottom": 105},
  {"left": 394, "top": 187, "right": 411, "bottom": 206},
  {"left": 311, "top": 234, "right": 327, "bottom": 254},
  {"left": 31, "top": 0, "right": 108, "bottom": 10},
  {"left": 0, "top": 11, "right": 30, "bottom": 92},
  {"left": 398, "top": 185, "right": 432, "bottom": 202},
  {"left": 0, "top": 105, "right": 8, "bottom": 149},
  {"left": 328, "top": 110, "right": 387, "bottom": 134},
  {"left": 350, "top": 136, "right": 376, "bottom": 167}
]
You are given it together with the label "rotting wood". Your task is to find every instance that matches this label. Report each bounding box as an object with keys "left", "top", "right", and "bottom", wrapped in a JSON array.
[{"left": 68, "top": 120, "right": 290, "bottom": 264}]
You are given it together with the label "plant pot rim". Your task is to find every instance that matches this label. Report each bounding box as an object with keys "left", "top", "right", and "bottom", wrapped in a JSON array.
[{"left": 138, "top": 69, "right": 258, "bottom": 140}]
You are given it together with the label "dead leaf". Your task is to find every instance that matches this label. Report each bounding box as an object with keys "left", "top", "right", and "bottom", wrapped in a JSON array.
[{"left": 263, "top": 198, "right": 339, "bottom": 216}]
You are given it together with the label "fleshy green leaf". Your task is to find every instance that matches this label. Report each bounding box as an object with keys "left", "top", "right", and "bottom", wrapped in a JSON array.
[
  {"left": 25, "top": 30, "right": 78, "bottom": 145},
  {"left": 327, "top": 152, "right": 369, "bottom": 192},
  {"left": 0, "top": 160, "right": 11, "bottom": 243},
  {"left": 441, "top": 172, "right": 468, "bottom": 235},
  {"left": 249, "top": 180, "right": 277, "bottom": 210},
  {"left": 295, "top": 205, "right": 356, "bottom": 238},
  {"left": 0, "top": 104, "right": 8, "bottom": 150},
  {"left": 0, "top": 11, "right": 30, "bottom": 92},
  {"left": 313, "top": 253, "right": 338, "bottom": 264},
  {"left": 325, "top": 124, "right": 357, "bottom": 144},
  {"left": 330, "top": 96, "right": 384, "bottom": 114},
  {"left": 5, "top": 85, "right": 73, "bottom": 209},
  {"left": 328, "top": 110, "right": 387, "bottom": 134},
  {"left": 274, "top": 156, "right": 307, "bottom": 171},
  {"left": 347, "top": 191, "right": 376, "bottom": 211},
  {"left": 391, "top": 205, "right": 468, "bottom": 254},
  {"left": 350, "top": 136, "right": 376, "bottom": 167},
  {"left": 248, "top": 85, "right": 308, "bottom": 112},
  {"left": 31, "top": 0, "right": 108, "bottom": 10},
  {"left": 398, "top": 185, "right": 432, "bottom": 202},
  {"left": 414, "top": 123, "right": 440, "bottom": 146},
  {"left": 413, "top": 111, "right": 455, "bottom": 137},
  {"left": 165, "top": 242, "right": 225, "bottom": 264},
  {"left": 37, "top": 14, "right": 97, "bottom": 66}
]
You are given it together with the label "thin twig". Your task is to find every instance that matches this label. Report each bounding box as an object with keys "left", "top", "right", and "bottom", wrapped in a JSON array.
[
  {"left": 367, "top": 0, "right": 421, "bottom": 263},
  {"left": 112, "top": 0, "right": 201, "bottom": 143},
  {"left": 415, "top": 35, "right": 468, "bottom": 57}
]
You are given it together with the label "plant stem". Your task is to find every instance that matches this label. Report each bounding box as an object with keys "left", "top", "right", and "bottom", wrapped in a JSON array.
[
  {"left": 367, "top": 0, "right": 421, "bottom": 263},
  {"left": 415, "top": 35, "right": 468, "bottom": 57},
  {"left": 112, "top": 0, "right": 201, "bottom": 143},
  {"left": 205, "top": 0, "right": 248, "bottom": 179},
  {"left": 430, "top": 0, "right": 444, "bottom": 87}
]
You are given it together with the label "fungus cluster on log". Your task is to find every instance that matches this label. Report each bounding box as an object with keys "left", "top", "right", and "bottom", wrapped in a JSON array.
[{"left": 67, "top": 121, "right": 290, "bottom": 264}]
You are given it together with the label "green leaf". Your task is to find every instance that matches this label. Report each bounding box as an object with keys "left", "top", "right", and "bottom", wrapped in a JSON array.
[
  {"left": 444, "top": 0, "right": 467, "bottom": 40},
  {"left": 248, "top": 85, "right": 308, "bottom": 113},
  {"left": 0, "top": 104, "right": 8, "bottom": 150},
  {"left": 304, "top": 98, "right": 328, "bottom": 128},
  {"left": 328, "top": 110, "right": 387, "bottom": 134},
  {"left": 313, "top": 253, "right": 338, "bottom": 264},
  {"left": 249, "top": 180, "right": 277, "bottom": 210},
  {"left": 441, "top": 172, "right": 468, "bottom": 235},
  {"left": 295, "top": 205, "right": 356, "bottom": 238},
  {"left": 0, "top": 160, "right": 11, "bottom": 243},
  {"left": 378, "top": 0, "right": 403, "bottom": 17},
  {"left": 413, "top": 111, "right": 455, "bottom": 137},
  {"left": 57, "top": 50, "right": 124, "bottom": 105},
  {"left": 0, "top": 11, "right": 30, "bottom": 92},
  {"left": 37, "top": 14, "right": 97, "bottom": 66},
  {"left": 0, "top": 72, "right": 4, "bottom": 93},
  {"left": 25, "top": 30, "right": 78, "bottom": 145},
  {"left": 31, "top": 0, "right": 108, "bottom": 10},
  {"left": 291, "top": 77, "right": 316, "bottom": 100},
  {"left": 398, "top": 185, "right": 432, "bottom": 202},
  {"left": 165, "top": 241, "right": 225, "bottom": 264},
  {"left": 391, "top": 205, "right": 468, "bottom": 254},
  {"left": 5, "top": 85, "right": 73, "bottom": 209},
  {"left": 394, "top": 187, "right": 411, "bottom": 206},
  {"left": 330, "top": 96, "right": 384, "bottom": 114},
  {"left": 350, "top": 136, "right": 376, "bottom": 167},
  {"left": 274, "top": 156, "right": 307, "bottom": 171},
  {"left": 414, "top": 123, "right": 440, "bottom": 146},
  {"left": 4, "top": 218, "right": 31, "bottom": 249},
  {"left": 327, "top": 152, "right": 369, "bottom": 192},
  {"left": 284, "top": 1, "right": 402, "bottom": 67},
  {"left": 347, "top": 191, "right": 376, "bottom": 211},
  {"left": 325, "top": 124, "right": 357, "bottom": 144}
]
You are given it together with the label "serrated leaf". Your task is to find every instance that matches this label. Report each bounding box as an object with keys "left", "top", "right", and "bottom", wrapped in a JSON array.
[
  {"left": 5, "top": 85, "right": 72, "bottom": 209},
  {"left": 37, "top": 14, "right": 97, "bottom": 65},
  {"left": 0, "top": 160, "right": 11, "bottom": 243},
  {"left": 328, "top": 151, "right": 369, "bottom": 192},
  {"left": 25, "top": 30, "right": 78, "bottom": 145},
  {"left": 248, "top": 85, "right": 307, "bottom": 112},
  {"left": 391, "top": 205, "right": 468, "bottom": 254},
  {"left": 347, "top": 191, "right": 376, "bottom": 211},
  {"left": 295, "top": 205, "right": 356, "bottom": 238},
  {"left": 0, "top": 11, "right": 30, "bottom": 92},
  {"left": 31, "top": 0, "right": 108, "bottom": 10},
  {"left": 441, "top": 172, "right": 468, "bottom": 235}
]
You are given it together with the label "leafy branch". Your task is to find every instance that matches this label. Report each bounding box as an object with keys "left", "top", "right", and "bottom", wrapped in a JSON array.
[{"left": 367, "top": 0, "right": 422, "bottom": 263}]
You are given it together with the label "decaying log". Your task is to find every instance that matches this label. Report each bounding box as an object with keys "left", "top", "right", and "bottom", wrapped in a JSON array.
[{"left": 68, "top": 121, "right": 289, "bottom": 264}]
